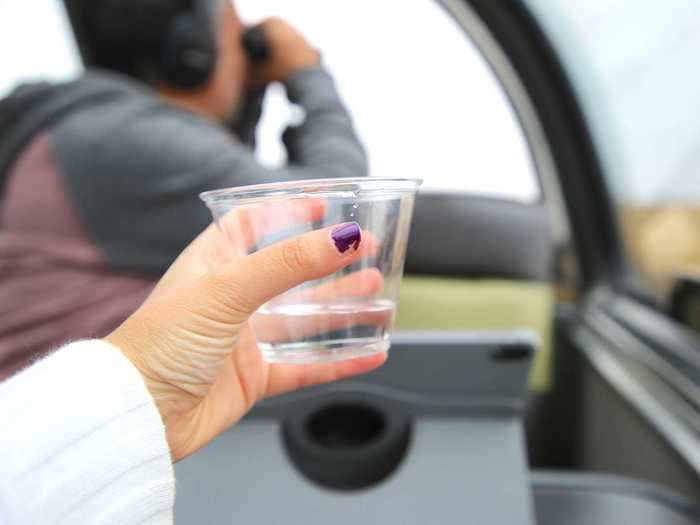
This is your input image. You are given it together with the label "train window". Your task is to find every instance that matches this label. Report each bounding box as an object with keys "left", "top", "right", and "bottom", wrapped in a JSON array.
[{"left": 236, "top": 0, "right": 540, "bottom": 203}]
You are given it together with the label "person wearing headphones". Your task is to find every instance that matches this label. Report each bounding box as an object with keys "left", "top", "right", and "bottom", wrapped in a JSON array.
[{"left": 0, "top": 0, "right": 367, "bottom": 379}]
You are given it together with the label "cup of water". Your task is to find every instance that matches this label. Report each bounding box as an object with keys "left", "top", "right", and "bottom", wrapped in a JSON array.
[{"left": 200, "top": 177, "right": 422, "bottom": 364}]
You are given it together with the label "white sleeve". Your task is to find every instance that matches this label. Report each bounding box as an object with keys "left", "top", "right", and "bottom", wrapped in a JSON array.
[{"left": 0, "top": 340, "right": 175, "bottom": 525}]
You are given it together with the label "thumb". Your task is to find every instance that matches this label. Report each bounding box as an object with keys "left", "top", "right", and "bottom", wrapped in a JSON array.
[{"left": 199, "top": 222, "right": 364, "bottom": 320}]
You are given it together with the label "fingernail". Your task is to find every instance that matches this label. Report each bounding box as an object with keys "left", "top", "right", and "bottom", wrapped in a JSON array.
[{"left": 331, "top": 222, "right": 361, "bottom": 254}]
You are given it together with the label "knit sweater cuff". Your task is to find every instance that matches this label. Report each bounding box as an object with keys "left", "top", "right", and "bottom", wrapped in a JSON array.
[{"left": 0, "top": 340, "right": 175, "bottom": 524}]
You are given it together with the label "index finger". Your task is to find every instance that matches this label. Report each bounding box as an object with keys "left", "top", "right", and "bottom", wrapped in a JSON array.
[{"left": 205, "top": 222, "right": 365, "bottom": 318}]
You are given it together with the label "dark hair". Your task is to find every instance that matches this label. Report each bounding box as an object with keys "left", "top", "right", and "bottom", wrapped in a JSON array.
[{"left": 78, "top": 0, "right": 192, "bottom": 81}]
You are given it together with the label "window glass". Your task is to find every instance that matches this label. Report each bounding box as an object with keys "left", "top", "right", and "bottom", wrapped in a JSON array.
[
  {"left": 0, "top": 0, "right": 83, "bottom": 97},
  {"left": 236, "top": 0, "right": 540, "bottom": 203},
  {"left": 0, "top": 0, "right": 539, "bottom": 203},
  {"left": 525, "top": 0, "right": 700, "bottom": 297}
]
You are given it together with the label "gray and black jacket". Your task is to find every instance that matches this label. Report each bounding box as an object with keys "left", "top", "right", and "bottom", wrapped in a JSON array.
[{"left": 0, "top": 66, "right": 367, "bottom": 274}]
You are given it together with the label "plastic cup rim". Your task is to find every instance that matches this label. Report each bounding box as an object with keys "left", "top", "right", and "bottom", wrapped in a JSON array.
[{"left": 200, "top": 177, "right": 423, "bottom": 207}]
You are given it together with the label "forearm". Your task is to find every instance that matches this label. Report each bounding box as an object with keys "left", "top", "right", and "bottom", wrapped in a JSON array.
[
  {"left": 0, "top": 341, "right": 174, "bottom": 524},
  {"left": 282, "top": 66, "right": 368, "bottom": 178}
]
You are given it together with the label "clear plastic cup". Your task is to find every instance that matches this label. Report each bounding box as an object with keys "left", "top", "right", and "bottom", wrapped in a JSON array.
[{"left": 200, "top": 177, "right": 422, "bottom": 364}]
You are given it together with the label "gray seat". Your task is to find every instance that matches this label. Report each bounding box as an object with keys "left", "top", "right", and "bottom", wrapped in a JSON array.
[
  {"left": 533, "top": 471, "right": 699, "bottom": 525},
  {"left": 405, "top": 193, "right": 552, "bottom": 281}
]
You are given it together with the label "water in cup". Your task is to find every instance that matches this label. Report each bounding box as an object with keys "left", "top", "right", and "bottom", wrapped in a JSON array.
[{"left": 253, "top": 298, "right": 396, "bottom": 363}]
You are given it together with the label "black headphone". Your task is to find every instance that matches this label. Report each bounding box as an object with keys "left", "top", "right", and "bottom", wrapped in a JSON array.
[{"left": 160, "top": 0, "right": 219, "bottom": 90}]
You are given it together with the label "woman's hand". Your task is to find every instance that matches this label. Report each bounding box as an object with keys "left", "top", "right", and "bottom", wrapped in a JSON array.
[{"left": 106, "top": 201, "right": 386, "bottom": 462}]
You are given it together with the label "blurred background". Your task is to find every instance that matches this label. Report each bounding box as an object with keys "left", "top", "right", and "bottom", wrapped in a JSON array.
[
  {"left": 0, "top": 0, "right": 698, "bottom": 405},
  {"left": 2, "top": 0, "right": 698, "bottom": 296}
]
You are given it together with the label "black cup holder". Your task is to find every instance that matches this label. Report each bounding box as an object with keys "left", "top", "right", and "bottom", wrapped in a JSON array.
[
  {"left": 282, "top": 400, "right": 411, "bottom": 491},
  {"left": 307, "top": 404, "right": 386, "bottom": 450}
]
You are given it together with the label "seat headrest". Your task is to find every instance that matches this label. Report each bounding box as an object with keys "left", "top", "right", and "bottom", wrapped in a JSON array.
[{"left": 405, "top": 192, "right": 552, "bottom": 281}]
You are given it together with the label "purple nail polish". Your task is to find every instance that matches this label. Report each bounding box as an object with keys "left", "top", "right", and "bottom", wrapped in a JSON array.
[{"left": 331, "top": 222, "right": 361, "bottom": 254}]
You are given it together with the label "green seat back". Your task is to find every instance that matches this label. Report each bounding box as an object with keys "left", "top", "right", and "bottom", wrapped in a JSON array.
[{"left": 395, "top": 275, "right": 553, "bottom": 391}]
